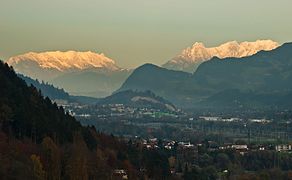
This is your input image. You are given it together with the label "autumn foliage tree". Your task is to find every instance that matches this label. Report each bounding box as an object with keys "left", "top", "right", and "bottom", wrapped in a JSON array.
[
  {"left": 42, "top": 137, "right": 61, "bottom": 180},
  {"left": 65, "top": 133, "right": 89, "bottom": 180}
]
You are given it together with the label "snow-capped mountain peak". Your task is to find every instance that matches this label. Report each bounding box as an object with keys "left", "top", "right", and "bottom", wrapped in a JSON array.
[
  {"left": 192, "top": 42, "right": 206, "bottom": 48},
  {"left": 163, "top": 40, "right": 280, "bottom": 73},
  {"left": 7, "top": 50, "right": 120, "bottom": 72}
]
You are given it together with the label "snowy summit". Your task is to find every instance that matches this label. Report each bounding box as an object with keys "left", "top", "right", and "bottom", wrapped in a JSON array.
[
  {"left": 163, "top": 40, "right": 279, "bottom": 73},
  {"left": 7, "top": 51, "right": 120, "bottom": 72}
]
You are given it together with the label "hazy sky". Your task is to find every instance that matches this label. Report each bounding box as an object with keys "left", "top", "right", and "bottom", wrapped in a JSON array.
[{"left": 1, "top": 0, "right": 292, "bottom": 68}]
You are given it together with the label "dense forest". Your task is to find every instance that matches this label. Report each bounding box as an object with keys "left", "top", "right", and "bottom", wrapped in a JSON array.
[{"left": 0, "top": 61, "right": 170, "bottom": 179}]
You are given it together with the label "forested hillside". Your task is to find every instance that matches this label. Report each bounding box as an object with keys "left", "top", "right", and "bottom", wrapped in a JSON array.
[
  {"left": 0, "top": 61, "right": 170, "bottom": 179},
  {"left": 19, "top": 74, "right": 70, "bottom": 100}
]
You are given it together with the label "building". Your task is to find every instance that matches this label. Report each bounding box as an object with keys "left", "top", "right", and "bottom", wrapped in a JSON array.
[
  {"left": 113, "top": 169, "right": 128, "bottom": 180},
  {"left": 275, "top": 144, "right": 292, "bottom": 152},
  {"left": 231, "top": 145, "right": 248, "bottom": 150}
]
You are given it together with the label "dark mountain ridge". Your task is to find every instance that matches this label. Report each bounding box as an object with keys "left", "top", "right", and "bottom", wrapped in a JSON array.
[
  {"left": 118, "top": 43, "right": 292, "bottom": 109},
  {"left": 19, "top": 74, "right": 99, "bottom": 104},
  {"left": 19, "top": 74, "right": 70, "bottom": 100},
  {"left": 118, "top": 63, "right": 192, "bottom": 105}
]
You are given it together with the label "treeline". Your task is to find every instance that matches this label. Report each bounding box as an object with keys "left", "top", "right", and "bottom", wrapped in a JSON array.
[
  {"left": 18, "top": 74, "right": 70, "bottom": 100},
  {"left": 0, "top": 61, "right": 170, "bottom": 179},
  {"left": 0, "top": 130, "right": 171, "bottom": 179},
  {"left": 179, "top": 143, "right": 292, "bottom": 180}
]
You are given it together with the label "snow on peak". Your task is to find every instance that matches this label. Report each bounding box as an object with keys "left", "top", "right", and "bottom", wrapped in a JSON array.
[
  {"left": 163, "top": 40, "right": 280, "bottom": 72},
  {"left": 192, "top": 42, "right": 206, "bottom": 48},
  {"left": 7, "top": 51, "right": 120, "bottom": 72}
]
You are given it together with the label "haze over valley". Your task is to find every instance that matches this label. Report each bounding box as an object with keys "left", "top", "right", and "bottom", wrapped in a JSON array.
[{"left": 7, "top": 51, "right": 132, "bottom": 97}]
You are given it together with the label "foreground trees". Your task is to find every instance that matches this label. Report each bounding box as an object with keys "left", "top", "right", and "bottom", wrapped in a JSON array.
[
  {"left": 0, "top": 131, "right": 173, "bottom": 179},
  {"left": 0, "top": 61, "right": 171, "bottom": 179}
]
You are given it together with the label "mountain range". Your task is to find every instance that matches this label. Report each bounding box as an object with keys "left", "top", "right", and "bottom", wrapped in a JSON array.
[
  {"left": 7, "top": 40, "right": 291, "bottom": 110},
  {"left": 6, "top": 40, "right": 279, "bottom": 99},
  {"left": 162, "top": 40, "right": 279, "bottom": 73},
  {"left": 7, "top": 51, "right": 120, "bottom": 80},
  {"left": 119, "top": 42, "right": 292, "bottom": 109},
  {"left": 7, "top": 51, "right": 131, "bottom": 97}
]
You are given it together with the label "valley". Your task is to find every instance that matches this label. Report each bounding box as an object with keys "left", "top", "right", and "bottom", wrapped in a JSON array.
[{"left": 2, "top": 1, "right": 292, "bottom": 179}]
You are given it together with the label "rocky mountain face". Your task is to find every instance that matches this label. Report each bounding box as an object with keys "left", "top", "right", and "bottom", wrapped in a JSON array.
[
  {"left": 163, "top": 40, "right": 279, "bottom": 73},
  {"left": 7, "top": 51, "right": 131, "bottom": 97}
]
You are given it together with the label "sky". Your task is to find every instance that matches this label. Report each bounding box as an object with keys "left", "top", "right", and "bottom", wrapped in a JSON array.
[{"left": 1, "top": 0, "right": 292, "bottom": 68}]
